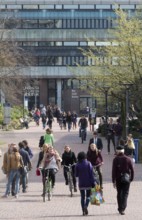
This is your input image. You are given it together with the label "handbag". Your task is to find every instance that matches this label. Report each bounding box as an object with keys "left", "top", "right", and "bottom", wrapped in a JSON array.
[
  {"left": 36, "top": 168, "right": 41, "bottom": 176},
  {"left": 120, "top": 173, "right": 130, "bottom": 184}
]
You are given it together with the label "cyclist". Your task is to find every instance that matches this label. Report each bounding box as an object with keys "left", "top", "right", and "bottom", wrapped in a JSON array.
[
  {"left": 42, "top": 146, "right": 62, "bottom": 188},
  {"left": 78, "top": 115, "right": 88, "bottom": 140},
  {"left": 61, "top": 145, "right": 77, "bottom": 192},
  {"left": 87, "top": 143, "right": 103, "bottom": 189}
]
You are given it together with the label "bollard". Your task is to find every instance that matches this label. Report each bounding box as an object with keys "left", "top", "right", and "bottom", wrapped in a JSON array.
[{"left": 134, "top": 139, "right": 139, "bottom": 163}]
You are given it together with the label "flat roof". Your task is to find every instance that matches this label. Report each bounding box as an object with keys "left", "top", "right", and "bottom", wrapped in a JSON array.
[{"left": 0, "top": 0, "right": 141, "bottom": 4}]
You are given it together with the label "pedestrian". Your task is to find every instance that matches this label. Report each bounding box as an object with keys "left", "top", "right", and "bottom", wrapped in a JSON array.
[
  {"left": 107, "top": 118, "right": 115, "bottom": 154},
  {"left": 114, "top": 118, "right": 123, "bottom": 147},
  {"left": 46, "top": 106, "right": 54, "bottom": 129},
  {"left": 44, "top": 128, "right": 55, "bottom": 146},
  {"left": 66, "top": 111, "right": 72, "bottom": 132},
  {"left": 112, "top": 145, "right": 134, "bottom": 215},
  {"left": 41, "top": 114, "right": 47, "bottom": 129},
  {"left": 22, "top": 140, "right": 33, "bottom": 159},
  {"left": 18, "top": 142, "right": 32, "bottom": 193},
  {"left": 71, "top": 111, "right": 78, "bottom": 129},
  {"left": 61, "top": 145, "right": 77, "bottom": 192},
  {"left": 2, "top": 143, "right": 18, "bottom": 196},
  {"left": 124, "top": 134, "right": 135, "bottom": 165},
  {"left": 62, "top": 111, "right": 67, "bottom": 129},
  {"left": 88, "top": 131, "right": 103, "bottom": 151},
  {"left": 75, "top": 151, "right": 95, "bottom": 216},
  {"left": 2, "top": 145, "right": 24, "bottom": 199},
  {"left": 87, "top": 143, "right": 103, "bottom": 189}
]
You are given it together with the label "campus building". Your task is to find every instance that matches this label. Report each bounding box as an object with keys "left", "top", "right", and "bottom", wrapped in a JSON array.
[{"left": 0, "top": 0, "right": 141, "bottom": 114}]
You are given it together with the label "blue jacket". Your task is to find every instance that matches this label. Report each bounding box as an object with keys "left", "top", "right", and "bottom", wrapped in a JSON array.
[{"left": 75, "top": 159, "right": 95, "bottom": 189}]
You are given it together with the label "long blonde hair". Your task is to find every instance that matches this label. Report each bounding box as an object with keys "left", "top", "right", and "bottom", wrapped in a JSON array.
[
  {"left": 127, "top": 134, "right": 135, "bottom": 150},
  {"left": 90, "top": 143, "right": 99, "bottom": 155}
]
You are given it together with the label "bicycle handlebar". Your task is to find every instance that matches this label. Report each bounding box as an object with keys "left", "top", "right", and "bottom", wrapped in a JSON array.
[{"left": 63, "top": 164, "right": 76, "bottom": 168}]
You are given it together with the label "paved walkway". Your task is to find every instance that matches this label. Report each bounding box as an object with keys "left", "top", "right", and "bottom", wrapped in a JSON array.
[{"left": 0, "top": 119, "right": 142, "bottom": 220}]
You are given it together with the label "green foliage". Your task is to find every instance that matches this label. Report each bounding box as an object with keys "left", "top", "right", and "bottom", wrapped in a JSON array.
[
  {"left": 0, "top": 104, "right": 4, "bottom": 124},
  {"left": 0, "top": 105, "right": 28, "bottom": 130}
]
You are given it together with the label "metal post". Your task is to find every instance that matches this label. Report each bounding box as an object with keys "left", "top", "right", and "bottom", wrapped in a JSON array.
[
  {"left": 125, "top": 88, "right": 129, "bottom": 138},
  {"left": 35, "top": 89, "right": 37, "bottom": 109},
  {"left": 23, "top": 90, "right": 25, "bottom": 118},
  {"left": 105, "top": 90, "right": 108, "bottom": 126}
]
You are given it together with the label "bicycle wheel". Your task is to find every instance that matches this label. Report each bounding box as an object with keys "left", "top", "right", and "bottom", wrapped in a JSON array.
[
  {"left": 47, "top": 180, "right": 52, "bottom": 201},
  {"left": 68, "top": 173, "right": 73, "bottom": 197},
  {"left": 81, "top": 131, "right": 84, "bottom": 144}
]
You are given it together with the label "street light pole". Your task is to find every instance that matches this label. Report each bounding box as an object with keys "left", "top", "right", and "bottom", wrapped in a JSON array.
[
  {"left": 122, "top": 83, "right": 133, "bottom": 138},
  {"left": 103, "top": 86, "right": 110, "bottom": 136},
  {"left": 125, "top": 87, "right": 129, "bottom": 138}
]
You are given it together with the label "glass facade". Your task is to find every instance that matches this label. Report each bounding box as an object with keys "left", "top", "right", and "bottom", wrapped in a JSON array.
[{"left": 0, "top": 0, "right": 140, "bottom": 112}]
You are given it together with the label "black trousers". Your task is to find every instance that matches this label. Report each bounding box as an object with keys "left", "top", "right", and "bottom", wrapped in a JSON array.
[
  {"left": 107, "top": 135, "right": 115, "bottom": 153},
  {"left": 116, "top": 180, "right": 130, "bottom": 212}
]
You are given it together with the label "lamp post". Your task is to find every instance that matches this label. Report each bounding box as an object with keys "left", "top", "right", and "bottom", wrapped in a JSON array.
[
  {"left": 122, "top": 83, "right": 133, "bottom": 138},
  {"left": 103, "top": 86, "right": 110, "bottom": 136}
]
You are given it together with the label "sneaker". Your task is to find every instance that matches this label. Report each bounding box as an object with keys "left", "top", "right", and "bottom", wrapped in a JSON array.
[
  {"left": 74, "top": 187, "right": 77, "bottom": 192},
  {"left": 2, "top": 194, "right": 8, "bottom": 198},
  {"left": 65, "top": 181, "right": 68, "bottom": 185},
  {"left": 15, "top": 194, "right": 18, "bottom": 199}
]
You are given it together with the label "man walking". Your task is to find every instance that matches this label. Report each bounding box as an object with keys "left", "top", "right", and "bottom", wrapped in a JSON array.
[
  {"left": 112, "top": 145, "right": 134, "bottom": 215},
  {"left": 107, "top": 118, "right": 115, "bottom": 154},
  {"left": 88, "top": 131, "right": 103, "bottom": 151}
]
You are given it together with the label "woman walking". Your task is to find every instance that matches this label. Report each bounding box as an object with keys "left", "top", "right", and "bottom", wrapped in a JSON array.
[{"left": 75, "top": 151, "right": 95, "bottom": 216}]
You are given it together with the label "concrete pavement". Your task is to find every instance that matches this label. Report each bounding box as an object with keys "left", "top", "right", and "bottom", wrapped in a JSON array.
[{"left": 0, "top": 119, "right": 142, "bottom": 220}]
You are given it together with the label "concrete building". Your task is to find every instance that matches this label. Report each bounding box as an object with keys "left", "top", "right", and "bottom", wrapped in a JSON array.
[{"left": 0, "top": 0, "right": 141, "bottom": 113}]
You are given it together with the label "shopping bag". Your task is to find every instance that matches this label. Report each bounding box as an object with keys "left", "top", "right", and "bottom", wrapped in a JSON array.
[{"left": 90, "top": 185, "right": 105, "bottom": 205}]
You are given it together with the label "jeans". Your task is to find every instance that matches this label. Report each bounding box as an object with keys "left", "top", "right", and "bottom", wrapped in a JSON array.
[
  {"left": 80, "top": 189, "right": 91, "bottom": 211},
  {"left": 116, "top": 180, "right": 130, "bottom": 212},
  {"left": 115, "top": 135, "right": 122, "bottom": 148},
  {"left": 21, "top": 167, "right": 28, "bottom": 192},
  {"left": 67, "top": 122, "right": 72, "bottom": 131},
  {"left": 5, "top": 169, "right": 20, "bottom": 196},
  {"left": 79, "top": 128, "right": 87, "bottom": 140}
]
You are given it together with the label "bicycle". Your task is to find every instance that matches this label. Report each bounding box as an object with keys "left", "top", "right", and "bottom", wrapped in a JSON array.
[
  {"left": 64, "top": 164, "right": 76, "bottom": 197},
  {"left": 39, "top": 168, "right": 53, "bottom": 202},
  {"left": 80, "top": 128, "right": 86, "bottom": 144}
]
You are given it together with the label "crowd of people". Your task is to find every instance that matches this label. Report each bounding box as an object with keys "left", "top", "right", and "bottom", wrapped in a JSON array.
[
  {"left": 31, "top": 105, "right": 78, "bottom": 132},
  {"left": 1, "top": 113, "right": 136, "bottom": 216}
]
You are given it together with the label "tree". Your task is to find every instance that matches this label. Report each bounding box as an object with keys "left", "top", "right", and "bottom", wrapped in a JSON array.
[
  {"left": 0, "top": 18, "right": 34, "bottom": 105},
  {"left": 75, "top": 8, "right": 142, "bottom": 128}
]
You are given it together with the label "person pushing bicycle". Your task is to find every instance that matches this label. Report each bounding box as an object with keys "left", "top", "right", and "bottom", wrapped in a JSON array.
[{"left": 61, "top": 145, "right": 77, "bottom": 192}]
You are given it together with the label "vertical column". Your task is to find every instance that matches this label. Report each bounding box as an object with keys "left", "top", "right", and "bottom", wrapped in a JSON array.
[{"left": 57, "top": 79, "right": 62, "bottom": 108}]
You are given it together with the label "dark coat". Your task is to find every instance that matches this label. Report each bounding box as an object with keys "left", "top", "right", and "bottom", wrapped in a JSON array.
[
  {"left": 87, "top": 150, "right": 103, "bottom": 166},
  {"left": 88, "top": 137, "right": 103, "bottom": 151},
  {"left": 75, "top": 159, "right": 95, "bottom": 189},
  {"left": 112, "top": 153, "right": 134, "bottom": 183},
  {"left": 61, "top": 151, "right": 77, "bottom": 166}
]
